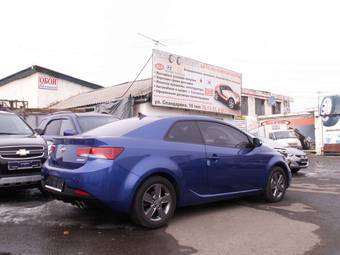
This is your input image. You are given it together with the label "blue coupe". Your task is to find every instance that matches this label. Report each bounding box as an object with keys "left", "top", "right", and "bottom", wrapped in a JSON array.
[{"left": 42, "top": 115, "right": 291, "bottom": 228}]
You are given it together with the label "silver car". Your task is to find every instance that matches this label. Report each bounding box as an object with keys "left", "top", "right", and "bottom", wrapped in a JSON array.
[{"left": 261, "top": 137, "right": 308, "bottom": 173}]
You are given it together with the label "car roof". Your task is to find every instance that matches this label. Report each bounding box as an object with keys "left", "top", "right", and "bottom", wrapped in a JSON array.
[
  {"left": 138, "top": 115, "right": 222, "bottom": 122},
  {"left": 0, "top": 110, "right": 15, "bottom": 115},
  {"left": 132, "top": 115, "right": 236, "bottom": 128},
  {"left": 74, "top": 112, "right": 117, "bottom": 117},
  {"left": 45, "top": 111, "right": 117, "bottom": 118}
]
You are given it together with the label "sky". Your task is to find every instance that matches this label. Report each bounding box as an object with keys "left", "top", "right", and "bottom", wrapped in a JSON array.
[{"left": 1, "top": 0, "right": 340, "bottom": 111}]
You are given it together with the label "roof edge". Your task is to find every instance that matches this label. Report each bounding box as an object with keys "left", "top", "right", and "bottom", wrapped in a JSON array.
[{"left": 0, "top": 65, "right": 103, "bottom": 89}]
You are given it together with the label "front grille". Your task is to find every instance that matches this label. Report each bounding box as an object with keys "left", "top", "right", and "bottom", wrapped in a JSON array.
[{"left": 0, "top": 146, "right": 45, "bottom": 160}]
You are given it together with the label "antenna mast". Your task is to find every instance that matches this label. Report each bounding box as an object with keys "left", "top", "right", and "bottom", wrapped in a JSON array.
[{"left": 137, "top": 33, "right": 167, "bottom": 48}]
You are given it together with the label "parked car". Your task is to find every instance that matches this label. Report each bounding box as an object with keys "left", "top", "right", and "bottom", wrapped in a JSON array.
[
  {"left": 0, "top": 110, "right": 47, "bottom": 190},
  {"left": 42, "top": 115, "right": 291, "bottom": 228},
  {"left": 261, "top": 137, "right": 308, "bottom": 173},
  {"left": 214, "top": 84, "right": 240, "bottom": 109},
  {"left": 268, "top": 130, "right": 302, "bottom": 149},
  {"left": 36, "top": 111, "right": 118, "bottom": 147}
]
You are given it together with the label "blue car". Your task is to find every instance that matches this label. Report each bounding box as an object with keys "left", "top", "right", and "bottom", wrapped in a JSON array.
[{"left": 42, "top": 115, "right": 291, "bottom": 228}]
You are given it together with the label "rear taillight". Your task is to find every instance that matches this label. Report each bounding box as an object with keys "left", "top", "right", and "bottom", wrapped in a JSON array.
[{"left": 76, "top": 147, "right": 124, "bottom": 160}]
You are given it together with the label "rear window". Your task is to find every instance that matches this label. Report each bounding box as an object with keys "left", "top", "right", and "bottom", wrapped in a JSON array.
[
  {"left": 166, "top": 121, "right": 203, "bottom": 144},
  {"left": 82, "top": 117, "right": 157, "bottom": 137},
  {"left": 77, "top": 116, "right": 118, "bottom": 132},
  {"left": 0, "top": 113, "right": 33, "bottom": 135}
]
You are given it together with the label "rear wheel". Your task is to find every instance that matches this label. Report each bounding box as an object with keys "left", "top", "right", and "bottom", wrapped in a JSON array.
[
  {"left": 264, "top": 167, "right": 287, "bottom": 202},
  {"left": 131, "top": 176, "right": 176, "bottom": 228}
]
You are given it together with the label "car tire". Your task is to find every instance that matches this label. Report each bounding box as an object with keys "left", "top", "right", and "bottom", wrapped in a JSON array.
[
  {"left": 38, "top": 185, "right": 49, "bottom": 197},
  {"left": 320, "top": 95, "right": 340, "bottom": 127},
  {"left": 131, "top": 176, "right": 176, "bottom": 229},
  {"left": 291, "top": 168, "right": 301, "bottom": 173},
  {"left": 227, "top": 98, "right": 235, "bottom": 109},
  {"left": 264, "top": 167, "right": 287, "bottom": 203}
]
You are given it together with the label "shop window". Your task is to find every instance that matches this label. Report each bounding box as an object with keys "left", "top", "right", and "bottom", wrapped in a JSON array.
[
  {"left": 241, "top": 96, "right": 248, "bottom": 115},
  {"left": 272, "top": 102, "right": 282, "bottom": 114},
  {"left": 255, "top": 98, "right": 265, "bottom": 115}
]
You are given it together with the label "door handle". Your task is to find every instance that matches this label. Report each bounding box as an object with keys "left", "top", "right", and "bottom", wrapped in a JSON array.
[{"left": 208, "top": 154, "right": 220, "bottom": 161}]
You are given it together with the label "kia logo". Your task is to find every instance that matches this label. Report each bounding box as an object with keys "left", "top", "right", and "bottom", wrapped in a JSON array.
[{"left": 155, "top": 63, "right": 164, "bottom": 70}]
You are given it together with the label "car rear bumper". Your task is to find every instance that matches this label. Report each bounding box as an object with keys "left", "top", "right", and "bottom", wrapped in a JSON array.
[
  {"left": 0, "top": 174, "right": 41, "bottom": 188},
  {"left": 42, "top": 159, "right": 139, "bottom": 213}
]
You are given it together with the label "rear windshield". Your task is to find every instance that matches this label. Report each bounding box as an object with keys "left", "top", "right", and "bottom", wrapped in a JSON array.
[
  {"left": 77, "top": 116, "right": 118, "bottom": 132},
  {"left": 0, "top": 113, "right": 33, "bottom": 135},
  {"left": 82, "top": 117, "right": 157, "bottom": 137}
]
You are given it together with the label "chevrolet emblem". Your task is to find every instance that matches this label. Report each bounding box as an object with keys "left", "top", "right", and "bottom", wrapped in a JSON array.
[{"left": 16, "top": 149, "right": 30, "bottom": 156}]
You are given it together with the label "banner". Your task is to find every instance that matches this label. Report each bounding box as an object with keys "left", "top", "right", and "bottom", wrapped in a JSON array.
[{"left": 152, "top": 49, "right": 242, "bottom": 115}]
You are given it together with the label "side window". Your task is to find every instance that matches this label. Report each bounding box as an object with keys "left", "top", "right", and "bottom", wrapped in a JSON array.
[
  {"left": 198, "top": 122, "right": 250, "bottom": 148},
  {"left": 44, "top": 119, "right": 62, "bottom": 135},
  {"left": 166, "top": 121, "right": 203, "bottom": 144},
  {"left": 60, "top": 119, "right": 76, "bottom": 135}
]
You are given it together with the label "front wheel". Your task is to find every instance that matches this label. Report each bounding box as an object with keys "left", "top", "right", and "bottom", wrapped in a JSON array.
[
  {"left": 264, "top": 167, "right": 287, "bottom": 203},
  {"left": 131, "top": 176, "right": 176, "bottom": 228}
]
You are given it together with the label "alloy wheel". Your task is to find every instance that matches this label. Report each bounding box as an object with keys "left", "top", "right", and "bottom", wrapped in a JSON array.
[
  {"left": 270, "top": 171, "right": 286, "bottom": 200},
  {"left": 142, "top": 183, "right": 172, "bottom": 222}
]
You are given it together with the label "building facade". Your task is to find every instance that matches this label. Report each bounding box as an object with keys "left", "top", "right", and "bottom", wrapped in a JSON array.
[
  {"left": 51, "top": 78, "right": 293, "bottom": 124},
  {"left": 0, "top": 66, "right": 102, "bottom": 109}
]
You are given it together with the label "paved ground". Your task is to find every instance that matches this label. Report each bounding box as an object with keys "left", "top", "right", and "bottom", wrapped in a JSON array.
[{"left": 1, "top": 155, "right": 340, "bottom": 255}]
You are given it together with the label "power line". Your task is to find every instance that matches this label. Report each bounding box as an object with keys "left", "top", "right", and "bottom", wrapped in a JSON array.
[{"left": 120, "top": 54, "right": 152, "bottom": 98}]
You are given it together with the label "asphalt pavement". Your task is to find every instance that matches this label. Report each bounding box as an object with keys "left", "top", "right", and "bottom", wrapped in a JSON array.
[{"left": 1, "top": 155, "right": 340, "bottom": 255}]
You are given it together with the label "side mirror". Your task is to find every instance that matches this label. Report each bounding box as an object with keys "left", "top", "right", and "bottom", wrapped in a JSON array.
[
  {"left": 252, "top": 137, "right": 262, "bottom": 147},
  {"left": 63, "top": 129, "right": 77, "bottom": 136},
  {"left": 35, "top": 128, "right": 44, "bottom": 135}
]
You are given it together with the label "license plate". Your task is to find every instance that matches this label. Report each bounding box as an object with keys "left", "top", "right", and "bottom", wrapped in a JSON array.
[
  {"left": 45, "top": 176, "right": 64, "bottom": 192},
  {"left": 8, "top": 160, "right": 41, "bottom": 170}
]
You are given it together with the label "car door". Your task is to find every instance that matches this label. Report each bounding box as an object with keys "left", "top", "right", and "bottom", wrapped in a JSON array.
[
  {"left": 198, "top": 121, "right": 265, "bottom": 194},
  {"left": 165, "top": 121, "right": 209, "bottom": 196}
]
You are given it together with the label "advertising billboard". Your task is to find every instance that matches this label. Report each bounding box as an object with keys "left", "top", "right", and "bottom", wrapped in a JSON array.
[
  {"left": 319, "top": 94, "right": 340, "bottom": 152},
  {"left": 152, "top": 49, "right": 242, "bottom": 115}
]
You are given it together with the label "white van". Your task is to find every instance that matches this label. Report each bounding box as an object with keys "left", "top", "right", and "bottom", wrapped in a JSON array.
[
  {"left": 268, "top": 130, "right": 302, "bottom": 149},
  {"left": 250, "top": 121, "right": 302, "bottom": 149}
]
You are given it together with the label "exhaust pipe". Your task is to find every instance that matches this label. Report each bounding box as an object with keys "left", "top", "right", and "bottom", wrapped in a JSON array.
[{"left": 74, "top": 200, "right": 87, "bottom": 209}]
